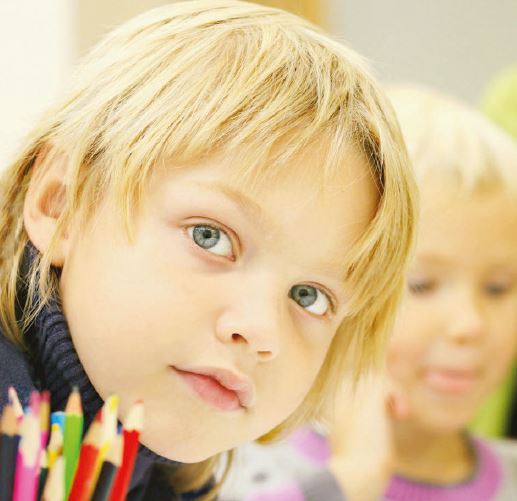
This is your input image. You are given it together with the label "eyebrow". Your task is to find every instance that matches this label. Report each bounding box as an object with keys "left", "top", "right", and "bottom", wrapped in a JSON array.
[{"left": 191, "top": 181, "right": 273, "bottom": 229}]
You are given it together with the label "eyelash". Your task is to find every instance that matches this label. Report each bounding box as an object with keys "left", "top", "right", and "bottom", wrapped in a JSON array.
[{"left": 185, "top": 221, "right": 337, "bottom": 317}]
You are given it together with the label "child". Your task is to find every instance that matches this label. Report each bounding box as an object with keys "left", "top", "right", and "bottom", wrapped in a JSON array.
[
  {"left": 220, "top": 86, "right": 517, "bottom": 501},
  {"left": 0, "top": 1, "right": 416, "bottom": 499}
]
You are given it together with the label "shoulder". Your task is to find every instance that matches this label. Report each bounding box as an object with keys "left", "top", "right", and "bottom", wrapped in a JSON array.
[
  {"left": 485, "top": 437, "right": 517, "bottom": 465},
  {"left": 220, "top": 427, "right": 332, "bottom": 500},
  {"left": 0, "top": 328, "right": 36, "bottom": 411},
  {"left": 478, "top": 437, "right": 517, "bottom": 500}
]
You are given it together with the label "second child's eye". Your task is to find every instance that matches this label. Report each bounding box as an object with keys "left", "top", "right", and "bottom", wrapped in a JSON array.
[
  {"left": 289, "top": 284, "right": 331, "bottom": 316},
  {"left": 188, "top": 225, "right": 233, "bottom": 258},
  {"left": 484, "top": 282, "right": 511, "bottom": 297},
  {"left": 408, "top": 279, "right": 436, "bottom": 295}
]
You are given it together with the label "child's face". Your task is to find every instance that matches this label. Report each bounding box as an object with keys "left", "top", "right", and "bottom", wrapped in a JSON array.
[
  {"left": 388, "top": 181, "right": 517, "bottom": 432},
  {"left": 59, "top": 147, "right": 377, "bottom": 461}
]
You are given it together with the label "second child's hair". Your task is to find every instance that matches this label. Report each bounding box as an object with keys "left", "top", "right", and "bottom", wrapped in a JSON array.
[
  {"left": 388, "top": 85, "right": 517, "bottom": 193},
  {"left": 0, "top": 0, "right": 416, "bottom": 494}
]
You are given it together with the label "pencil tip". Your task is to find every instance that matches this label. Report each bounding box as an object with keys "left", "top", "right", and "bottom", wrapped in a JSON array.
[
  {"left": 124, "top": 401, "right": 144, "bottom": 431},
  {"left": 65, "top": 387, "right": 83, "bottom": 414}
]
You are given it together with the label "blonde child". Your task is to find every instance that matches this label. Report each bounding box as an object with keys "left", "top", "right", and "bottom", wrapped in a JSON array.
[
  {"left": 0, "top": 1, "right": 416, "bottom": 498},
  {"left": 220, "top": 86, "right": 517, "bottom": 501}
]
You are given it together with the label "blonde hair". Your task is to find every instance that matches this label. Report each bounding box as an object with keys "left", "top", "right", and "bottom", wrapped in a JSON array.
[
  {"left": 388, "top": 85, "right": 517, "bottom": 192},
  {"left": 0, "top": 0, "right": 416, "bottom": 495}
]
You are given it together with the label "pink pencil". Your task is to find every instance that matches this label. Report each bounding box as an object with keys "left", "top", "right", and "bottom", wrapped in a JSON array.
[{"left": 12, "top": 411, "right": 41, "bottom": 501}]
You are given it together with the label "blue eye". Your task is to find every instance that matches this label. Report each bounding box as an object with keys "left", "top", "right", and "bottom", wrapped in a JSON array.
[
  {"left": 188, "top": 225, "right": 233, "bottom": 257},
  {"left": 289, "top": 285, "right": 330, "bottom": 316}
]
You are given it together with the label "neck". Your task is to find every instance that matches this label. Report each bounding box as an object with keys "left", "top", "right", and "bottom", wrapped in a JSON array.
[{"left": 392, "top": 420, "right": 475, "bottom": 484}]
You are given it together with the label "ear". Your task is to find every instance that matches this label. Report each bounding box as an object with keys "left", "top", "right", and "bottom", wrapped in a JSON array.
[{"left": 23, "top": 148, "right": 70, "bottom": 267}]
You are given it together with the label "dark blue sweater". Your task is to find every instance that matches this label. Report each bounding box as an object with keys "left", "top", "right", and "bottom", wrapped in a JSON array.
[{"left": 0, "top": 248, "right": 212, "bottom": 500}]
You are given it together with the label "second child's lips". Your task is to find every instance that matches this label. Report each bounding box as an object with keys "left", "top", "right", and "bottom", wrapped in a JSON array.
[{"left": 422, "top": 367, "right": 479, "bottom": 394}]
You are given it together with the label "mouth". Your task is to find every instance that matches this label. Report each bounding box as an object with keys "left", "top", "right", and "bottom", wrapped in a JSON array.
[
  {"left": 170, "top": 366, "right": 255, "bottom": 412},
  {"left": 422, "top": 367, "right": 480, "bottom": 394}
]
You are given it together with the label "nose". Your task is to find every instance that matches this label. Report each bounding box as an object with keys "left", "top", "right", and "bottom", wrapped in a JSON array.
[
  {"left": 445, "top": 288, "right": 484, "bottom": 343},
  {"left": 214, "top": 280, "right": 284, "bottom": 362}
]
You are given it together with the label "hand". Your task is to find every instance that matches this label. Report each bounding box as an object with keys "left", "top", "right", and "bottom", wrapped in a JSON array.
[{"left": 327, "top": 371, "right": 409, "bottom": 501}]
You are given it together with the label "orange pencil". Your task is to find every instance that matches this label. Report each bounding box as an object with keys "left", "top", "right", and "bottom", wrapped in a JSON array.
[
  {"left": 108, "top": 402, "right": 144, "bottom": 501},
  {"left": 68, "top": 415, "right": 103, "bottom": 501}
]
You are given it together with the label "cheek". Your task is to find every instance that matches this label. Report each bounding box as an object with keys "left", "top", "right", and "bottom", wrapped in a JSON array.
[
  {"left": 388, "top": 312, "right": 431, "bottom": 383},
  {"left": 258, "top": 337, "right": 331, "bottom": 425},
  {"left": 485, "top": 325, "right": 517, "bottom": 384}
]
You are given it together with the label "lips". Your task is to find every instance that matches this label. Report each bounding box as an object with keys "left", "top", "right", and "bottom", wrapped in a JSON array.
[
  {"left": 422, "top": 367, "right": 479, "bottom": 394},
  {"left": 171, "top": 366, "right": 255, "bottom": 411}
]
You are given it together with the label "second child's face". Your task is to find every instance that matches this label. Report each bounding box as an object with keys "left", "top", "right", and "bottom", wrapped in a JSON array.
[
  {"left": 59, "top": 147, "right": 377, "bottom": 461},
  {"left": 389, "top": 181, "right": 517, "bottom": 432}
]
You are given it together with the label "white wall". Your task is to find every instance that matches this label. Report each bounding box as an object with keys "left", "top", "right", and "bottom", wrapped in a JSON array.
[
  {"left": 326, "top": 0, "right": 517, "bottom": 104},
  {"left": 0, "top": 0, "right": 168, "bottom": 172},
  {"left": 2, "top": 0, "right": 515, "bottom": 173},
  {"left": 0, "top": 0, "right": 76, "bottom": 170}
]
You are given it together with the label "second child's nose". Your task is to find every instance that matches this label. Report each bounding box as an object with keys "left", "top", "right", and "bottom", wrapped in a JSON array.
[{"left": 446, "top": 290, "right": 484, "bottom": 343}]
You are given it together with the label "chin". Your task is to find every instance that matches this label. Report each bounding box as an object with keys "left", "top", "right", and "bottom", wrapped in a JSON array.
[
  {"left": 141, "top": 433, "right": 231, "bottom": 463},
  {"left": 415, "top": 408, "right": 473, "bottom": 434}
]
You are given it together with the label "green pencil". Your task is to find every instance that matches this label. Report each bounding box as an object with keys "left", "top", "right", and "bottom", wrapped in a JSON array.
[{"left": 63, "top": 387, "right": 84, "bottom": 497}]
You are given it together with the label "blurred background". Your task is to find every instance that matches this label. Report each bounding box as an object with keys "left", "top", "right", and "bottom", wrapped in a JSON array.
[{"left": 1, "top": 0, "right": 516, "bottom": 169}]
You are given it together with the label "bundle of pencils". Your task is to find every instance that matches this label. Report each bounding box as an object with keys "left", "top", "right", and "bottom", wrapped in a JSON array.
[{"left": 0, "top": 387, "right": 144, "bottom": 501}]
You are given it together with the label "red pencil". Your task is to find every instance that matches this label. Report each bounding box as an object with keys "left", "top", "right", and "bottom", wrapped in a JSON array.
[
  {"left": 108, "top": 402, "right": 144, "bottom": 501},
  {"left": 68, "top": 414, "right": 103, "bottom": 501},
  {"left": 90, "top": 433, "right": 123, "bottom": 501}
]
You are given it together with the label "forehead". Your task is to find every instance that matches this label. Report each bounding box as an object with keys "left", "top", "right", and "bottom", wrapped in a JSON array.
[
  {"left": 417, "top": 183, "right": 517, "bottom": 265},
  {"left": 153, "top": 144, "right": 378, "bottom": 275}
]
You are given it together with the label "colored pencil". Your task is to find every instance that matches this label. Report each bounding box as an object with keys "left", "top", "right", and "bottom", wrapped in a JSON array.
[
  {"left": 91, "top": 433, "right": 123, "bottom": 501},
  {"left": 12, "top": 411, "right": 41, "bottom": 501},
  {"left": 47, "top": 423, "right": 63, "bottom": 469},
  {"left": 68, "top": 416, "right": 103, "bottom": 501},
  {"left": 40, "top": 391, "right": 51, "bottom": 448},
  {"left": 64, "top": 387, "right": 84, "bottom": 497},
  {"left": 108, "top": 401, "right": 144, "bottom": 501},
  {"left": 29, "top": 391, "right": 41, "bottom": 415},
  {"left": 94, "top": 396, "right": 119, "bottom": 479},
  {"left": 37, "top": 449, "right": 49, "bottom": 500},
  {"left": 0, "top": 404, "right": 19, "bottom": 501},
  {"left": 50, "top": 411, "right": 65, "bottom": 432},
  {"left": 8, "top": 387, "right": 24, "bottom": 423},
  {"left": 42, "top": 455, "right": 64, "bottom": 501}
]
